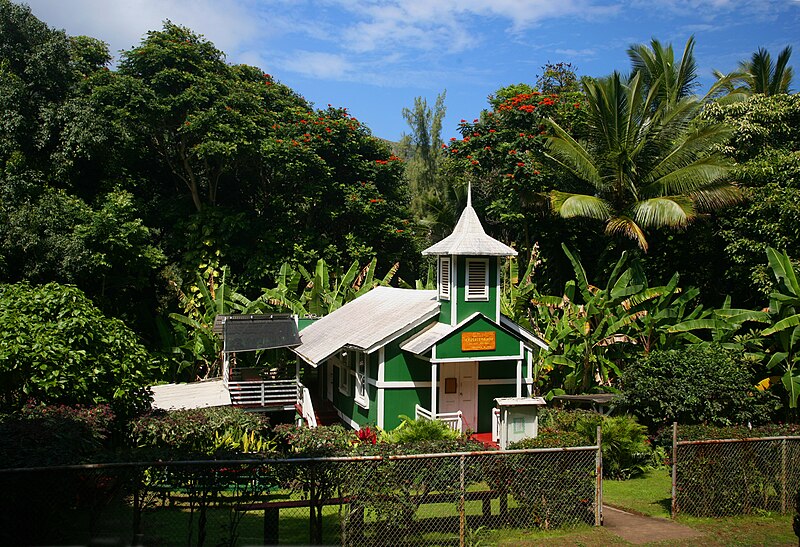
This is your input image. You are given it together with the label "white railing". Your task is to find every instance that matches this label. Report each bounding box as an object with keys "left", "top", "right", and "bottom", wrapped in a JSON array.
[
  {"left": 298, "top": 382, "right": 317, "bottom": 428},
  {"left": 415, "top": 404, "right": 463, "bottom": 433},
  {"left": 492, "top": 407, "right": 501, "bottom": 443},
  {"left": 227, "top": 379, "right": 298, "bottom": 408}
]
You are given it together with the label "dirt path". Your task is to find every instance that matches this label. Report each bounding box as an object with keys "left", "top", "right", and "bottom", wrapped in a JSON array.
[{"left": 603, "top": 505, "right": 703, "bottom": 545}]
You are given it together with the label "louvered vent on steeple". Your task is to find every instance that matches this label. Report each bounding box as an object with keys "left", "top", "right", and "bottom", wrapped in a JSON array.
[
  {"left": 439, "top": 256, "right": 451, "bottom": 300},
  {"left": 466, "top": 259, "right": 488, "bottom": 301}
]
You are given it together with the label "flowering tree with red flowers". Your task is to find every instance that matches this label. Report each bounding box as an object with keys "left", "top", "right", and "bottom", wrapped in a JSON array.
[{"left": 439, "top": 82, "right": 587, "bottom": 267}]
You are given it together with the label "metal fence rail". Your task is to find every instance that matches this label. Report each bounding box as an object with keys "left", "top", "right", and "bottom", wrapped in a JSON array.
[
  {"left": 0, "top": 446, "right": 601, "bottom": 546},
  {"left": 671, "top": 425, "right": 800, "bottom": 518}
]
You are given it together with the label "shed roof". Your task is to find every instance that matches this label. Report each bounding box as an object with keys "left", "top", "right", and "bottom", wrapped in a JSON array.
[
  {"left": 293, "top": 286, "right": 439, "bottom": 366},
  {"left": 421, "top": 190, "right": 517, "bottom": 257}
]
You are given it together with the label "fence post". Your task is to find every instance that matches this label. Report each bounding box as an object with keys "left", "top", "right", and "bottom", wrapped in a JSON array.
[
  {"left": 671, "top": 422, "right": 678, "bottom": 519},
  {"left": 459, "top": 454, "right": 466, "bottom": 547},
  {"left": 782, "top": 437, "right": 788, "bottom": 514},
  {"left": 595, "top": 425, "right": 603, "bottom": 526}
]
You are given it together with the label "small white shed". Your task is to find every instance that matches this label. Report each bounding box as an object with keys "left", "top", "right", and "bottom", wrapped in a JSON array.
[{"left": 494, "top": 397, "right": 547, "bottom": 449}]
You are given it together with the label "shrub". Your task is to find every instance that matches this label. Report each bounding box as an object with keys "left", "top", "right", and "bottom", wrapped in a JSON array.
[
  {"left": 129, "top": 406, "right": 271, "bottom": 457},
  {"left": 617, "top": 344, "right": 780, "bottom": 429},
  {"left": 576, "top": 414, "right": 658, "bottom": 479},
  {"left": 0, "top": 282, "right": 153, "bottom": 418},
  {"left": 381, "top": 415, "right": 462, "bottom": 444},
  {"left": 508, "top": 429, "right": 586, "bottom": 449},
  {"left": 0, "top": 403, "right": 114, "bottom": 467}
]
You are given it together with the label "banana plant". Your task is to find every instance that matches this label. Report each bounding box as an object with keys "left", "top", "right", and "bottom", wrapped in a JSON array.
[
  {"left": 169, "top": 265, "right": 256, "bottom": 379},
  {"left": 760, "top": 248, "right": 800, "bottom": 408},
  {"left": 258, "top": 257, "right": 399, "bottom": 317}
]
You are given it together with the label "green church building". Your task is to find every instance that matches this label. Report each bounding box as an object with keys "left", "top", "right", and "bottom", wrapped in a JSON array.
[{"left": 292, "top": 190, "right": 547, "bottom": 434}]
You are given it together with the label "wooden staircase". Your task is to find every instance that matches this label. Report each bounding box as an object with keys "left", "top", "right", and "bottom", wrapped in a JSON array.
[{"left": 313, "top": 401, "right": 340, "bottom": 427}]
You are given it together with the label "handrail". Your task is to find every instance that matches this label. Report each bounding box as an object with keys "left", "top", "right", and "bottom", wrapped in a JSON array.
[
  {"left": 301, "top": 386, "right": 317, "bottom": 428},
  {"left": 227, "top": 379, "right": 297, "bottom": 407},
  {"left": 492, "top": 408, "right": 501, "bottom": 443},
  {"left": 415, "top": 404, "right": 463, "bottom": 433}
]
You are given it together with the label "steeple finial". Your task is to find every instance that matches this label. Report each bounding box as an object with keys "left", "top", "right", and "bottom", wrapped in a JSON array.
[{"left": 466, "top": 182, "right": 472, "bottom": 208}]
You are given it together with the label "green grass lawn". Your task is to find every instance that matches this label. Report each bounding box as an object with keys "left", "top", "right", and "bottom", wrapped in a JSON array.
[{"left": 603, "top": 467, "right": 672, "bottom": 517}]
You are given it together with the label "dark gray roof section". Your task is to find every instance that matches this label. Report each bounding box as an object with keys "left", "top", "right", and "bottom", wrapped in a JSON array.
[{"left": 216, "top": 314, "right": 300, "bottom": 353}]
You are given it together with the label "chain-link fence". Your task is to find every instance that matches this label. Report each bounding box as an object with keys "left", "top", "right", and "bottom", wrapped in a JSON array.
[
  {"left": 0, "top": 445, "right": 600, "bottom": 545},
  {"left": 671, "top": 427, "right": 800, "bottom": 518}
]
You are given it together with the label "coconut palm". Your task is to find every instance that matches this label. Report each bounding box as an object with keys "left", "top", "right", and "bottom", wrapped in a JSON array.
[
  {"left": 714, "top": 46, "right": 794, "bottom": 96},
  {"left": 544, "top": 71, "right": 740, "bottom": 252},
  {"left": 627, "top": 37, "right": 699, "bottom": 107}
]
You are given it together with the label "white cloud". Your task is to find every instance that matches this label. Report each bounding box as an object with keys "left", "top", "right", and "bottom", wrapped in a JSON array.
[
  {"left": 23, "top": 0, "right": 264, "bottom": 60},
  {"left": 278, "top": 50, "right": 353, "bottom": 79}
]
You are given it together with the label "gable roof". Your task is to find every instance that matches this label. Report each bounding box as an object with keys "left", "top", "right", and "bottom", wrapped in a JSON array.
[
  {"left": 292, "top": 286, "right": 439, "bottom": 366},
  {"left": 421, "top": 190, "right": 517, "bottom": 257},
  {"left": 399, "top": 311, "right": 547, "bottom": 355}
]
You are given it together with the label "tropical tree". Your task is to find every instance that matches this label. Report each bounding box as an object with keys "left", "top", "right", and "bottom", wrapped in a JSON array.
[
  {"left": 528, "top": 245, "right": 702, "bottom": 394},
  {"left": 627, "top": 37, "right": 699, "bottom": 107},
  {"left": 760, "top": 248, "right": 800, "bottom": 408},
  {"left": 261, "top": 258, "right": 399, "bottom": 317},
  {"left": 714, "top": 46, "right": 794, "bottom": 96},
  {"left": 398, "top": 91, "right": 447, "bottom": 221},
  {"left": 544, "top": 70, "right": 740, "bottom": 252}
]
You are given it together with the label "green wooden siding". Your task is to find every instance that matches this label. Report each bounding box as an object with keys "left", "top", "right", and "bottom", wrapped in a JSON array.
[
  {"left": 331, "top": 361, "right": 378, "bottom": 428},
  {"left": 383, "top": 387, "right": 431, "bottom": 431},
  {"left": 479, "top": 359, "right": 517, "bottom": 380},
  {"left": 385, "top": 322, "right": 435, "bottom": 382},
  {"left": 435, "top": 315, "right": 521, "bottom": 360},
  {"left": 477, "top": 383, "right": 515, "bottom": 432},
  {"left": 454, "top": 256, "right": 497, "bottom": 323}
]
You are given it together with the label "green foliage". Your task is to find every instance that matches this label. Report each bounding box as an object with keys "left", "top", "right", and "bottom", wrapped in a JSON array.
[
  {"left": 273, "top": 424, "right": 355, "bottom": 457},
  {"left": 576, "top": 414, "right": 655, "bottom": 479},
  {"left": 702, "top": 94, "right": 800, "bottom": 302},
  {"left": 507, "top": 430, "right": 586, "bottom": 449},
  {"left": 530, "top": 245, "right": 702, "bottom": 393},
  {"left": 618, "top": 344, "right": 778, "bottom": 428},
  {"left": 381, "top": 415, "right": 462, "bottom": 444},
  {"left": 545, "top": 69, "right": 739, "bottom": 252},
  {"left": 0, "top": 282, "right": 153, "bottom": 416},
  {"left": 0, "top": 403, "right": 114, "bottom": 467},
  {"left": 129, "top": 406, "right": 271, "bottom": 457},
  {"left": 262, "top": 257, "right": 398, "bottom": 317}
]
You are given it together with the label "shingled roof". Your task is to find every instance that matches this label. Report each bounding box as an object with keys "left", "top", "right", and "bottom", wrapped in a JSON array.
[
  {"left": 421, "top": 187, "right": 517, "bottom": 257},
  {"left": 293, "top": 286, "right": 439, "bottom": 366}
]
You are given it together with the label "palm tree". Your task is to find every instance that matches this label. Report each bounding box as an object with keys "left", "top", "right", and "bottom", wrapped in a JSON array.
[
  {"left": 714, "top": 46, "right": 794, "bottom": 96},
  {"left": 627, "top": 37, "right": 698, "bottom": 107},
  {"left": 544, "top": 71, "right": 740, "bottom": 252}
]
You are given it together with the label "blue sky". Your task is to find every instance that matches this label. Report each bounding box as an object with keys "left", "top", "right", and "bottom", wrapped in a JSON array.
[{"left": 23, "top": 0, "right": 800, "bottom": 142}]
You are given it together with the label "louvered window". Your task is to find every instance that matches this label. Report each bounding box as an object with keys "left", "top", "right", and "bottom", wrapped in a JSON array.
[
  {"left": 439, "top": 257, "right": 451, "bottom": 300},
  {"left": 465, "top": 259, "right": 489, "bottom": 301}
]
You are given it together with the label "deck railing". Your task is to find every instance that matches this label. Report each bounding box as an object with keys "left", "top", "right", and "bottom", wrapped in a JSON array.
[
  {"left": 415, "top": 404, "right": 463, "bottom": 432},
  {"left": 297, "top": 382, "right": 317, "bottom": 427},
  {"left": 227, "top": 379, "right": 298, "bottom": 408}
]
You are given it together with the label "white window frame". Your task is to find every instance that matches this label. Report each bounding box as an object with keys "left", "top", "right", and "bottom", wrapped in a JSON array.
[
  {"left": 438, "top": 256, "right": 451, "bottom": 300},
  {"left": 465, "top": 258, "right": 489, "bottom": 301},
  {"left": 338, "top": 353, "right": 351, "bottom": 395},
  {"left": 354, "top": 352, "right": 369, "bottom": 409}
]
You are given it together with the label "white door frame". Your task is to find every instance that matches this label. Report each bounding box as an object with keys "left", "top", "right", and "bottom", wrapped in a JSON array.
[{"left": 438, "top": 361, "right": 478, "bottom": 430}]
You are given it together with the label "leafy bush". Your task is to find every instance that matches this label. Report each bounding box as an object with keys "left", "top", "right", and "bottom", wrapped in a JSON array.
[
  {"left": 576, "top": 414, "right": 658, "bottom": 479},
  {"left": 381, "top": 415, "right": 462, "bottom": 444},
  {"left": 0, "top": 403, "right": 114, "bottom": 467},
  {"left": 0, "top": 282, "right": 153, "bottom": 417},
  {"left": 129, "top": 406, "right": 271, "bottom": 457},
  {"left": 273, "top": 423, "right": 355, "bottom": 457},
  {"left": 508, "top": 429, "right": 586, "bottom": 449},
  {"left": 515, "top": 410, "right": 661, "bottom": 479},
  {"left": 617, "top": 344, "right": 780, "bottom": 429}
]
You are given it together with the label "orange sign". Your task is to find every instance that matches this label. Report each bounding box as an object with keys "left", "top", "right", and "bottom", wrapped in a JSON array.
[{"left": 461, "top": 331, "right": 496, "bottom": 351}]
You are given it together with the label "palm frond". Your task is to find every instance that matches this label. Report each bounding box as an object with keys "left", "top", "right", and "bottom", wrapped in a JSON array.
[
  {"left": 550, "top": 191, "right": 612, "bottom": 220},
  {"left": 605, "top": 216, "right": 649, "bottom": 251}
]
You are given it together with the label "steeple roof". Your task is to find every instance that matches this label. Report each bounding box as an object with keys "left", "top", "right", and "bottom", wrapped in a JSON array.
[{"left": 421, "top": 185, "right": 517, "bottom": 257}]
